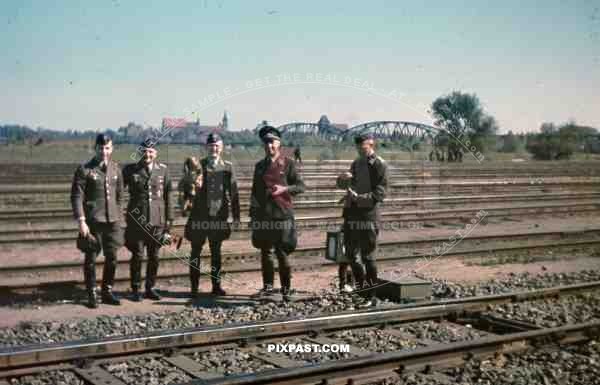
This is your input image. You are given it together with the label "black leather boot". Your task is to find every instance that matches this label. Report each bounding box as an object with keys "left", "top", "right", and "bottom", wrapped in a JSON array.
[
  {"left": 145, "top": 287, "right": 161, "bottom": 301},
  {"left": 131, "top": 286, "right": 143, "bottom": 302},
  {"left": 101, "top": 286, "right": 121, "bottom": 305},
  {"left": 211, "top": 282, "right": 226, "bottom": 296},
  {"left": 84, "top": 254, "right": 98, "bottom": 308}
]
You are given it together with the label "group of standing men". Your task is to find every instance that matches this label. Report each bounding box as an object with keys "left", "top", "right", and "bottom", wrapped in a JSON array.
[{"left": 71, "top": 126, "right": 388, "bottom": 308}]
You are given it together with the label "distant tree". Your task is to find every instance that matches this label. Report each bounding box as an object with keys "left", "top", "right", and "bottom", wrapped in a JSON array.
[
  {"left": 526, "top": 124, "right": 578, "bottom": 160},
  {"left": 499, "top": 130, "right": 524, "bottom": 153},
  {"left": 540, "top": 122, "right": 557, "bottom": 134},
  {"left": 431, "top": 91, "right": 498, "bottom": 161}
]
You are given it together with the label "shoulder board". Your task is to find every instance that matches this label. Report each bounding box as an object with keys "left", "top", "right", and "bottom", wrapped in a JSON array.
[
  {"left": 223, "top": 160, "right": 232, "bottom": 165},
  {"left": 376, "top": 155, "right": 386, "bottom": 163},
  {"left": 158, "top": 162, "right": 167, "bottom": 168}
]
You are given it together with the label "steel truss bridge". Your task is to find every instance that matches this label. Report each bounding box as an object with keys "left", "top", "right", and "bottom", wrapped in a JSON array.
[{"left": 277, "top": 121, "right": 441, "bottom": 145}]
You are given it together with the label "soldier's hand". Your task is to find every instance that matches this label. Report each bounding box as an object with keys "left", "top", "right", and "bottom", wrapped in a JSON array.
[
  {"left": 78, "top": 220, "right": 90, "bottom": 237},
  {"left": 347, "top": 188, "right": 358, "bottom": 201},
  {"left": 194, "top": 174, "right": 203, "bottom": 187},
  {"left": 271, "top": 184, "right": 288, "bottom": 196},
  {"left": 339, "top": 172, "right": 352, "bottom": 180}
]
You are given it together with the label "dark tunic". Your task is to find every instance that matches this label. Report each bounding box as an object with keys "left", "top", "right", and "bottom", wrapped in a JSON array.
[{"left": 184, "top": 157, "right": 240, "bottom": 242}]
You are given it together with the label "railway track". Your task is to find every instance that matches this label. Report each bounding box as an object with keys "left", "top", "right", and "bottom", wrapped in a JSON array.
[
  {"left": 1, "top": 191, "right": 599, "bottom": 223},
  {"left": 1, "top": 200, "right": 598, "bottom": 245},
  {"left": 1, "top": 282, "right": 599, "bottom": 384},
  {"left": 1, "top": 227, "right": 599, "bottom": 292}
]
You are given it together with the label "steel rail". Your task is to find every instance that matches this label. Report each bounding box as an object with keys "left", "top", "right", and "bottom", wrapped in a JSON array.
[
  {"left": 1, "top": 281, "right": 599, "bottom": 373},
  {"left": 1, "top": 200, "right": 599, "bottom": 244}
]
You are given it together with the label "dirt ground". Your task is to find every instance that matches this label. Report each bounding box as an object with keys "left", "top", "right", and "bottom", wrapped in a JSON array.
[
  {"left": 1, "top": 254, "right": 600, "bottom": 328},
  {"left": 0, "top": 210, "right": 599, "bottom": 329}
]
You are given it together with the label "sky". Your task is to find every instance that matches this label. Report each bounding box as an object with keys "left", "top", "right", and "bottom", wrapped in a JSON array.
[{"left": 1, "top": 0, "right": 599, "bottom": 134}]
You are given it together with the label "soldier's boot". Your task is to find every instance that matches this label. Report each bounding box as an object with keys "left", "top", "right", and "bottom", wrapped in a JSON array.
[
  {"left": 277, "top": 252, "right": 293, "bottom": 302},
  {"left": 101, "top": 254, "right": 121, "bottom": 305},
  {"left": 209, "top": 240, "right": 225, "bottom": 296},
  {"left": 190, "top": 258, "right": 200, "bottom": 298},
  {"left": 350, "top": 262, "right": 367, "bottom": 298},
  {"left": 83, "top": 254, "right": 98, "bottom": 308},
  {"left": 211, "top": 279, "right": 226, "bottom": 296},
  {"left": 260, "top": 249, "right": 275, "bottom": 293},
  {"left": 131, "top": 286, "right": 143, "bottom": 302},
  {"left": 280, "top": 272, "right": 293, "bottom": 302},
  {"left": 101, "top": 286, "right": 121, "bottom": 305},
  {"left": 338, "top": 264, "right": 354, "bottom": 293},
  {"left": 144, "top": 254, "right": 161, "bottom": 301},
  {"left": 364, "top": 256, "right": 379, "bottom": 301},
  {"left": 130, "top": 254, "right": 143, "bottom": 302}
]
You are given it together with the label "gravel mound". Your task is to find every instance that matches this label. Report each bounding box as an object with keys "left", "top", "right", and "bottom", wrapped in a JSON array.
[
  {"left": 190, "top": 349, "right": 276, "bottom": 375},
  {"left": 394, "top": 321, "right": 486, "bottom": 343},
  {"left": 104, "top": 357, "right": 192, "bottom": 385},
  {"left": 8, "top": 371, "right": 84, "bottom": 385},
  {"left": 367, "top": 340, "right": 600, "bottom": 385},
  {"left": 2, "top": 270, "right": 599, "bottom": 348},
  {"left": 428, "top": 269, "right": 600, "bottom": 299},
  {"left": 329, "top": 328, "right": 421, "bottom": 353},
  {"left": 489, "top": 292, "right": 600, "bottom": 327}
]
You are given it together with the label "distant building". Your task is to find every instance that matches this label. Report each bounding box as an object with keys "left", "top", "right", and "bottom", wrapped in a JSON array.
[
  {"left": 162, "top": 114, "right": 226, "bottom": 143},
  {"left": 221, "top": 110, "right": 230, "bottom": 130}
]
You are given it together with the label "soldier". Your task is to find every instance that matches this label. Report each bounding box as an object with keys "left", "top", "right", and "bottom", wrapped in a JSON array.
[
  {"left": 71, "top": 133, "right": 124, "bottom": 308},
  {"left": 184, "top": 133, "right": 240, "bottom": 297},
  {"left": 250, "top": 126, "right": 305, "bottom": 301},
  {"left": 122, "top": 139, "right": 174, "bottom": 302},
  {"left": 336, "top": 132, "right": 389, "bottom": 307}
]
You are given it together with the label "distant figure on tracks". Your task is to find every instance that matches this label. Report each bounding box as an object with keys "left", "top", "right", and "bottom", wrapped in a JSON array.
[
  {"left": 184, "top": 133, "right": 240, "bottom": 298},
  {"left": 122, "top": 139, "right": 174, "bottom": 302},
  {"left": 71, "top": 133, "right": 125, "bottom": 308},
  {"left": 293, "top": 144, "right": 302, "bottom": 165},
  {"left": 336, "top": 132, "right": 389, "bottom": 307},
  {"left": 250, "top": 126, "right": 305, "bottom": 301}
]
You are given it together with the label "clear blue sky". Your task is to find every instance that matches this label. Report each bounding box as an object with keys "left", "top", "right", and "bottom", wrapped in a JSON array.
[{"left": 1, "top": 0, "right": 599, "bottom": 133}]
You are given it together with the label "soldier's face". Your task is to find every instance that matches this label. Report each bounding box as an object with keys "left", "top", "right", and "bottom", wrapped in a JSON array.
[
  {"left": 207, "top": 142, "right": 223, "bottom": 158},
  {"left": 264, "top": 139, "right": 280, "bottom": 157},
  {"left": 142, "top": 148, "right": 157, "bottom": 163},
  {"left": 357, "top": 139, "right": 375, "bottom": 157},
  {"left": 95, "top": 142, "right": 113, "bottom": 162}
]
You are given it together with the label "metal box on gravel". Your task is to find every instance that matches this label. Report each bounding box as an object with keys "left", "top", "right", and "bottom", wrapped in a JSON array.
[{"left": 375, "top": 277, "right": 432, "bottom": 302}]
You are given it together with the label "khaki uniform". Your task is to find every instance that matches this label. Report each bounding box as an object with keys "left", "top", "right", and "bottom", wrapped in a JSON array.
[
  {"left": 70, "top": 158, "right": 124, "bottom": 295},
  {"left": 122, "top": 161, "right": 173, "bottom": 292}
]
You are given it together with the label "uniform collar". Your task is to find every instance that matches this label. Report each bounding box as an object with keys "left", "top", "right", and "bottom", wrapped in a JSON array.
[
  {"left": 366, "top": 152, "right": 377, "bottom": 165},
  {"left": 207, "top": 156, "right": 222, "bottom": 167}
]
